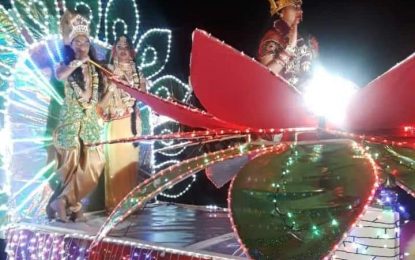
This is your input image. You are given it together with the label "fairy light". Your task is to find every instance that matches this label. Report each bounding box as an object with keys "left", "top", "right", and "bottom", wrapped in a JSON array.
[
  {"left": 3, "top": 2, "right": 405, "bottom": 259},
  {"left": 104, "top": 0, "right": 139, "bottom": 43},
  {"left": 11, "top": 0, "right": 44, "bottom": 41},
  {"left": 111, "top": 18, "right": 128, "bottom": 41},
  {"left": 323, "top": 143, "right": 382, "bottom": 259},
  {"left": 331, "top": 207, "right": 399, "bottom": 259},
  {"left": 160, "top": 174, "right": 197, "bottom": 199},
  {"left": 153, "top": 86, "right": 171, "bottom": 99},
  {"left": 52, "top": 37, "right": 63, "bottom": 62},
  {"left": 153, "top": 159, "right": 181, "bottom": 170},
  {"left": 150, "top": 75, "right": 191, "bottom": 102},
  {"left": 226, "top": 141, "right": 381, "bottom": 260},
  {"left": 43, "top": 39, "right": 59, "bottom": 65},
  {"left": 149, "top": 75, "right": 193, "bottom": 198},
  {"left": 156, "top": 145, "right": 187, "bottom": 157},
  {"left": 25, "top": 0, "right": 50, "bottom": 34},
  {"left": 136, "top": 29, "right": 172, "bottom": 79},
  {"left": 90, "top": 144, "right": 286, "bottom": 254},
  {"left": 16, "top": 51, "right": 63, "bottom": 104},
  {"left": 0, "top": 5, "right": 29, "bottom": 48},
  {"left": 68, "top": 0, "right": 103, "bottom": 38},
  {"left": 327, "top": 128, "right": 415, "bottom": 149},
  {"left": 140, "top": 46, "right": 158, "bottom": 68},
  {"left": 7, "top": 226, "right": 226, "bottom": 260},
  {"left": 227, "top": 144, "right": 289, "bottom": 259},
  {"left": 0, "top": 64, "right": 15, "bottom": 225},
  {"left": 53, "top": 0, "right": 61, "bottom": 31},
  {"left": 0, "top": 128, "right": 11, "bottom": 196},
  {"left": 74, "top": 2, "right": 94, "bottom": 23},
  {"left": 157, "top": 128, "right": 175, "bottom": 146}
]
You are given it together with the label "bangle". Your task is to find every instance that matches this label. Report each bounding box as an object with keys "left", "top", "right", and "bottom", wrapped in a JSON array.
[
  {"left": 272, "top": 58, "right": 286, "bottom": 67},
  {"left": 69, "top": 60, "right": 83, "bottom": 68},
  {"left": 284, "top": 45, "right": 296, "bottom": 56},
  {"left": 278, "top": 52, "right": 291, "bottom": 64}
]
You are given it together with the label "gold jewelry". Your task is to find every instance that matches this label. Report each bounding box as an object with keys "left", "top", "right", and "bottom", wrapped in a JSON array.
[
  {"left": 69, "top": 60, "right": 83, "bottom": 68},
  {"left": 268, "top": 0, "right": 303, "bottom": 16}
]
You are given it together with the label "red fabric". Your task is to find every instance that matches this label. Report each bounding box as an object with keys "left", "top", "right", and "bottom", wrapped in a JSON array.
[
  {"left": 190, "top": 29, "right": 317, "bottom": 130},
  {"left": 112, "top": 79, "right": 244, "bottom": 130},
  {"left": 345, "top": 53, "right": 415, "bottom": 132}
]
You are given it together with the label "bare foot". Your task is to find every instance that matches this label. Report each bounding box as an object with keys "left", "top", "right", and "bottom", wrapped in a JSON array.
[
  {"left": 50, "top": 198, "right": 68, "bottom": 223},
  {"left": 71, "top": 210, "right": 87, "bottom": 223},
  {"left": 46, "top": 203, "right": 55, "bottom": 220}
]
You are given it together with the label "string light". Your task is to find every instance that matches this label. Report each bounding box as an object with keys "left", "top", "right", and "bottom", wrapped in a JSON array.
[
  {"left": 90, "top": 144, "right": 288, "bottom": 254},
  {"left": 160, "top": 174, "right": 197, "bottom": 199},
  {"left": 331, "top": 207, "right": 399, "bottom": 259},
  {"left": 0, "top": 2, "right": 412, "bottom": 259},
  {"left": 104, "top": 0, "right": 139, "bottom": 43},
  {"left": 136, "top": 29, "right": 172, "bottom": 79},
  {"left": 6, "top": 226, "right": 225, "bottom": 260},
  {"left": 111, "top": 18, "right": 128, "bottom": 40},
  {"left": 74, "top": 2, "right": 94, "bottom": 23},
  {"left": 0, "top": 0, "right": 199, "bottom": 218},
  {"left": 227, "top": 141, "right": 381, "bottom": 260},
  {"left": 149, "top": 75, "right": 191, "bottom": 102},
  {"left": 139, "top": 46, "right": 157, "bottom": 68},
  {"left": 327, "top": 128, "right": 415, "bottom": 149}
]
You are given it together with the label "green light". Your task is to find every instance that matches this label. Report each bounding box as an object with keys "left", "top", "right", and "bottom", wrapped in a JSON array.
[
  {"left": 287, "top": 212, "right": 293, "bottom": 218},
  {"left": 331, "top": 219, "right": 338, "bottom": 226},
  {"left": 312, "top": 225, "right": 320, "bottom": 236}
]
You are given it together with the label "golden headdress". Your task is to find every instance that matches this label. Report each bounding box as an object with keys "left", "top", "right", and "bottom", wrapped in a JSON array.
[
  {"left": 60, "top": 10, "right": 90, "bottom": 45},
  {"left": 268, "top": 0, "right": 302, "bottom": 16}
]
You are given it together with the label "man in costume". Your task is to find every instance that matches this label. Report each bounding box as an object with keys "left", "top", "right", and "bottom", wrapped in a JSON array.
[
  {"left": 47, "top": 11, "right": 106, "bottom": 222},
  {"left": 258, "top": 0, "right": 318, "bottom": 89}
]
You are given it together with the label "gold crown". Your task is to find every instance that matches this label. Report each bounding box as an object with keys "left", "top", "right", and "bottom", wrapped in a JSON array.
[
  {"left": 268, "top": 0, "right": 302, "bottom": 16},
  {"left": 68, "top": 14, "right": 90, "bottom": 43}
]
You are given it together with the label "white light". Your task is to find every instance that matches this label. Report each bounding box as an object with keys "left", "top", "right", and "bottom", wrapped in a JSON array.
[{"left": 302, "top": 66, "right": 358, "bottom": 126}]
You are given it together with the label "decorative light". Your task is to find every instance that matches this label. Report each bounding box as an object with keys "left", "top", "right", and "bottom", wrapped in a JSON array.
[
  {"left": 7, "top": 226, "right": 225, "bottom": 260},
  {"left": 104, "top": 0, "right": 139, "bottom": 43},
  {"left": 91, "top": 144, "right": 287, "bottom": 253},
  {"left": 136, "top": 29, "right": 172, "bottom": 79},
  {"left": 160, "top": 174, "right": 197, "bottom": 199}
]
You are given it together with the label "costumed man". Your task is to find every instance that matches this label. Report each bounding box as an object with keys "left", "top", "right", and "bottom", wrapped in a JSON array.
[
  {"left": 99, "top": 34, "right": 147, "bottom": 213},
  {"left": 47, "top": 10, "right": 106, "bottom": 222},
  {"left": 258, "top": 0, "right": 319, "bottom": 90}
]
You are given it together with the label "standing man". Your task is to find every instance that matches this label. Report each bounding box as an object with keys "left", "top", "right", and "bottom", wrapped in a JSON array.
[{"left": 258, "top": 0, "right": 318, "bottom": 89}]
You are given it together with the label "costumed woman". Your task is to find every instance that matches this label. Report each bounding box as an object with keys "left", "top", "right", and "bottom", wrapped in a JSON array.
[
  {"left": 99, "top": 35, "right": 147, "bottom": 212},
  {"left": 47, "top": 11, "right": 106, "bottom": 222},
  {"left": 258, "top": 0, "right": 319, "bottom": 89}
]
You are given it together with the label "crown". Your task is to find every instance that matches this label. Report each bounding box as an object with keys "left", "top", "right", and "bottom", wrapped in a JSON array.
[
  {"left": 268, "top": 0, "right": 302, "bottom": 16},
  {"left": 68, "top": 14, "right": 90, "bottom": 43}
]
